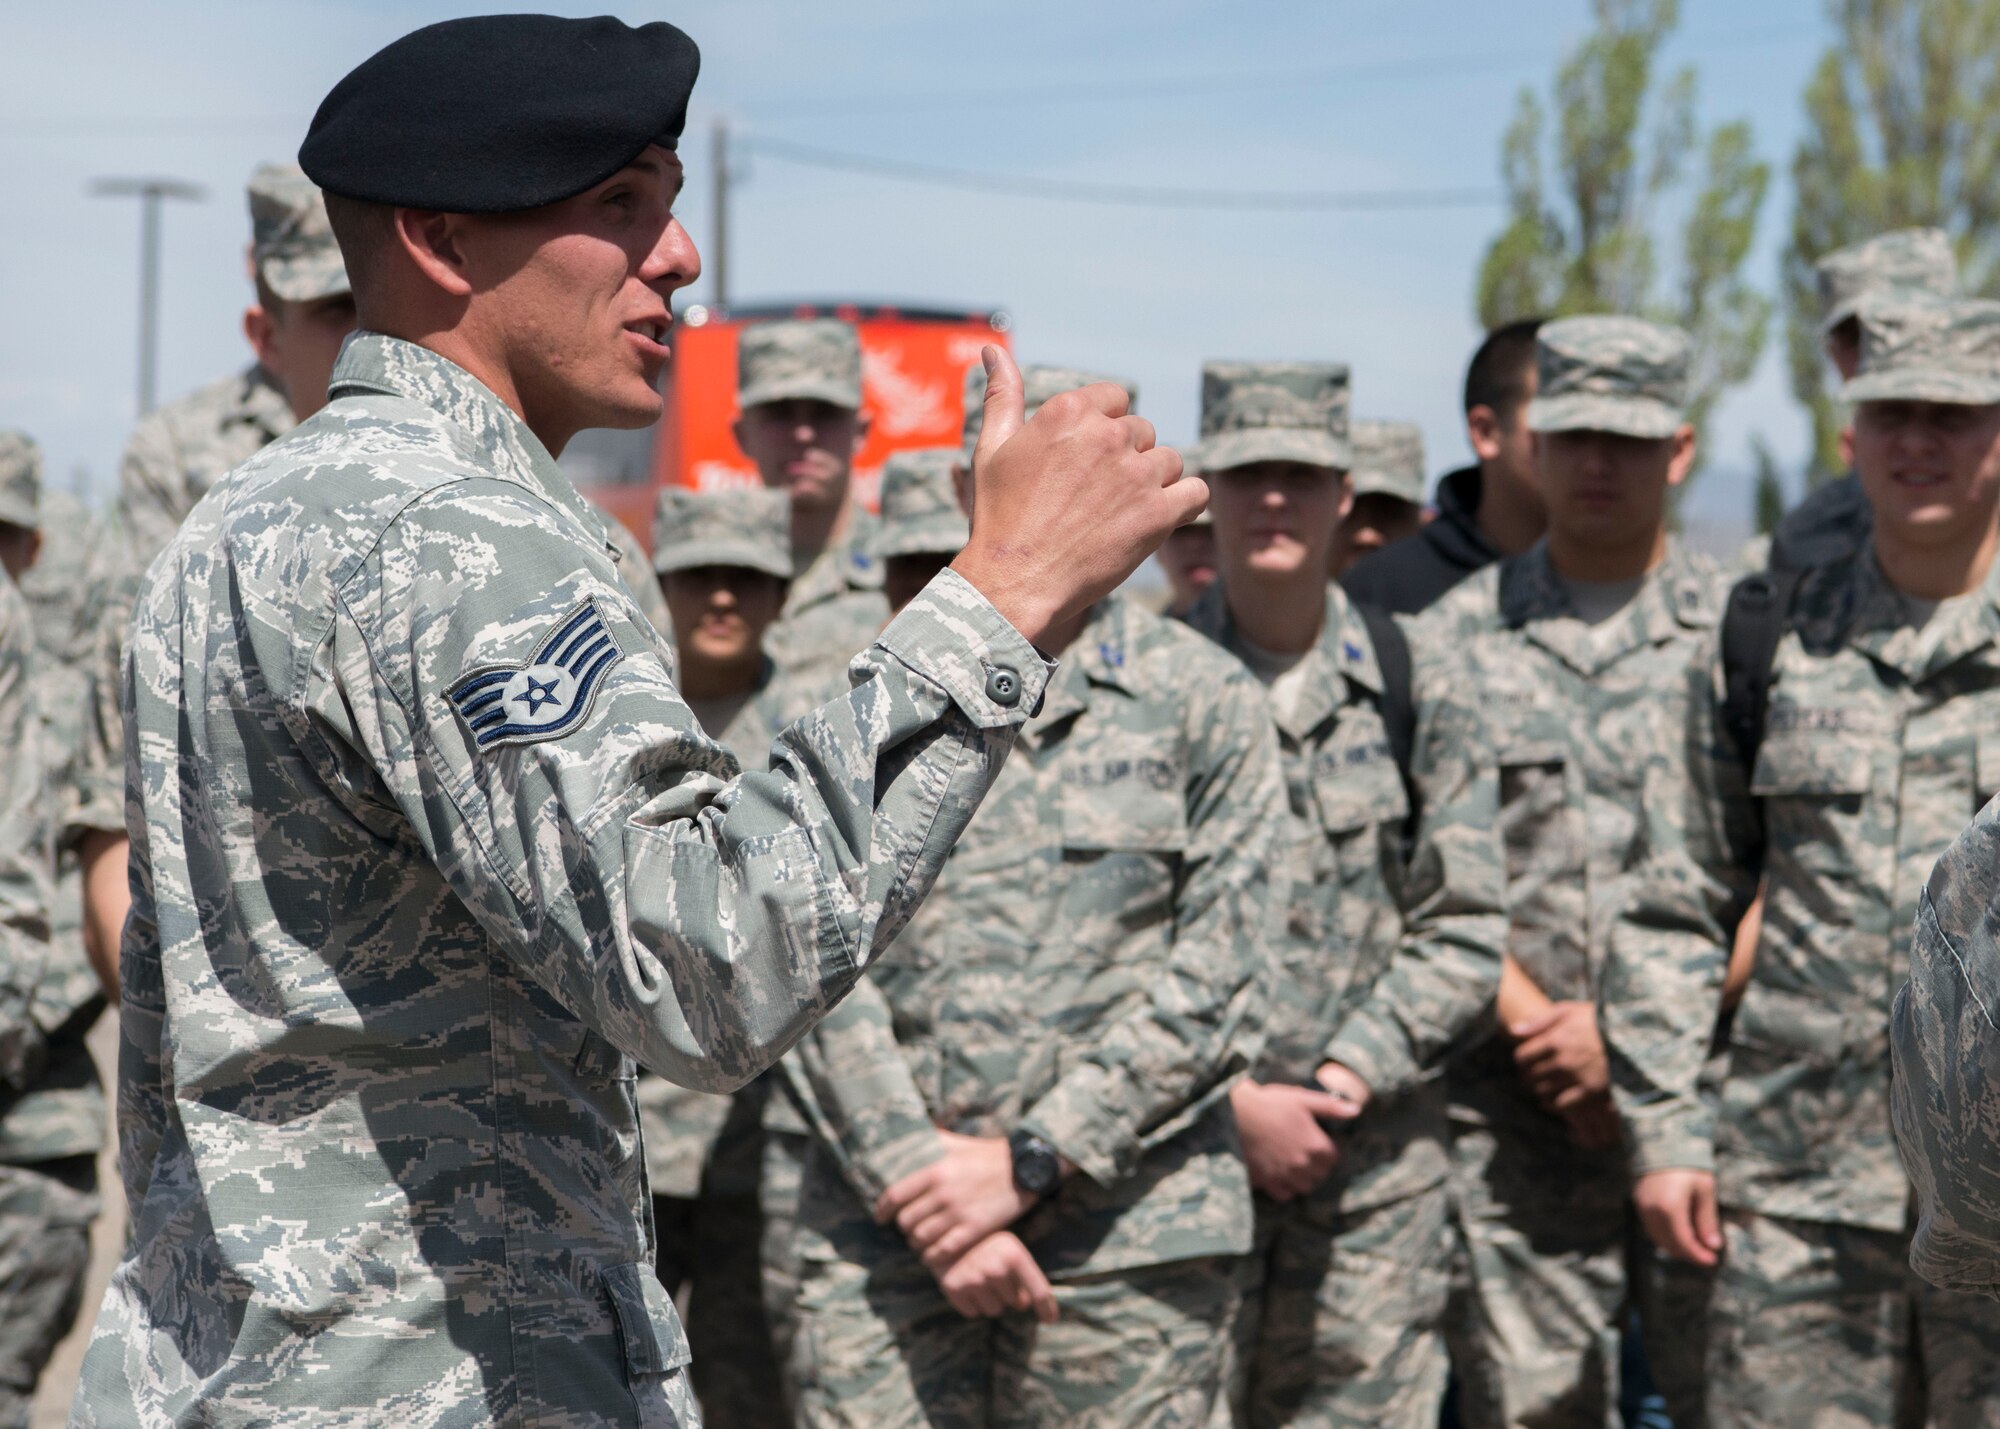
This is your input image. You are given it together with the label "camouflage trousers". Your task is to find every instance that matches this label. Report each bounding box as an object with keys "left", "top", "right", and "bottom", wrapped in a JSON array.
[
  {"left": 0, "top": 1155, "right": 97, "bottom": 1428},
  {"left": 760, "top": 1126, "right": 810, "bottom": 1408},
  {"left": 1703, "top": 1207, "right": 2000, "bottom": 1429},
  {"left": 653, "top": 1191, "right": 788, "bottom": 1429},
  {"left": 1442, "top": 1120, "right": 1629, "bottom": 1429},
  {"left": 1227, "top": 1181, "right": 1451, "bottom": 1428},
  {"left": 788, "top": 1206, "right": 1237, "bottom": 1428}
]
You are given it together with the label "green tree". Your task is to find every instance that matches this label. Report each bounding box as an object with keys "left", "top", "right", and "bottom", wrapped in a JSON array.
[
  {"left": 1751, "top": 435, "right": 1787, "bottom": 535},
  {"left": 1477, "top": 0, "right": 1771, "bottom": 476},
  {"left": 1787, "top": 0, "right": 2000, "bottom": 480}
]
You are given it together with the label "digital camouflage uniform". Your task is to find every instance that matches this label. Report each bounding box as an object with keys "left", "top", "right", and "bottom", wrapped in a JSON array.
[
  {"left": 737, "top": 318, "right": 892, "bottom": 698},
  {"left": 1427, "top": 316, "right": 1721, "bottom": 1429},
  {"left": 0, "top": 436, "right": 94, "bottom": 1428},
  {"left": 1182, "top": 363, "right": 1503, "bottom": 1429},
  {"left": 68, "top": 332, "right": 1056, "bottom": 1428},
  {"left": 638, "top": 484, "right": 819, "bottom": 1429},
  {"left": 1749, "top": 228, "right": 1959, "bottom": 575},
  {"left": 1347, "top": 418, "right": 1426, "bottom": 507},
  {"left": 1613, "top": 296, "right": 2000, "bottom": 1427},
  {"left": 779, "top": 582, "right": 1284, "bottom": 1429}
]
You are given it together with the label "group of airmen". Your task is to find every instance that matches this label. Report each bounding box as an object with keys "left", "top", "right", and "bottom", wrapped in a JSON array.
[{"left": 1, "top": 12, "right": 2000, "bottom": 1429}]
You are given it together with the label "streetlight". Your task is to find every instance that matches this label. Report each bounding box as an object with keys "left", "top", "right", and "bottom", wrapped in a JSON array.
[{"left": 91, "top": 177, "right": 205, "bottom": 415}]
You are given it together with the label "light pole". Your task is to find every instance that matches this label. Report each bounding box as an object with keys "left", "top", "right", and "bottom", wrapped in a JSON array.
[
  {"left": 711, "top": 118, "right": 731, "bottom": 310},
  {"left": 91, "top": 177, "right": 204, "bottom": 415}
]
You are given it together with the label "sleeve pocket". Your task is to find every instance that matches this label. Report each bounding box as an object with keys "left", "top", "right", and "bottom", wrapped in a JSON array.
[{"left": 602, "top": 1260, "right": 693, "bottom": 1376}]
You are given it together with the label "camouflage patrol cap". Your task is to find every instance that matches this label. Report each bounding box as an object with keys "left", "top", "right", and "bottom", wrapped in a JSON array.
[
  {"left": 247, "top": 163, "right": 350, "bottom": 304},
  {"left": 0, "top": 432, "right": 39, "bottom": 531},
  {"left": 1195, "top": 362, "right": 1351, "bottom": 474},
  {"left": 1817, "top": 227, "right": 1957, "bottom": 336},
  {"left": 737, "top": 318, "right": 862, "bottom": 411},
  {"left": 1348, "top": 419, "right": 1426, "bottom": 504},
  {"left": 1841, "top": 293, "right": 2000, "bottom": 406},
  {"left": 651, "top": 485, "right": 793, "bottom": 579},
  {"left": 960, "top": 363, "right": 1139, "bottom": 457},
  {"left": 875, "top": 447, "right": 969, "bottom": 560},
  {"left": 1527, "top": 315, "right": 1691, "bottom": 439}
]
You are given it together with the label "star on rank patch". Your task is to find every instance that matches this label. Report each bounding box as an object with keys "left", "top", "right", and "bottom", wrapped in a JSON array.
[{"left": 448, "top": 598, "right": 625, "bottom": 749}]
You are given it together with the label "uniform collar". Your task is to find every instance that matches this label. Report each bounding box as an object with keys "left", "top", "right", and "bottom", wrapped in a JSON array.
[
  {"left": 1186, "top": 581, "right": 1366, "bottom": 741},
  {"left": 326, "top": 332, "right": 616, "bottom": 557},
  {"left": 785, "top": 505, "right": 886, "bottom": 615},
  {"left": 1033, "top": 596, "right": 1143, "bottom": 732},
  {"left": 1844, "top": 539, "right": 2000, "bottom": 683},
  {"left": 1501, "top": 538, "right": 1714, "bottom": 677}
]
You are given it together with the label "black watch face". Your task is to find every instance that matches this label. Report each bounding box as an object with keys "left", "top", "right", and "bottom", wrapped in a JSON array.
[{"left": 1012, "top": 1136, "right": 1060, "bottom": 1196}]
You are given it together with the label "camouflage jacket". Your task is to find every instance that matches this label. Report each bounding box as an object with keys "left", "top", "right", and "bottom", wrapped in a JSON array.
[
  {"left": 1894, "top": 795, "right": 2000, "bottom": 1295},
  {"left": 605, "top": 515, "right": 672, "bottom": 640},
  {"left": 635, "top": 659, "right": 832, "bottom": 1200},
  {"left": 11, "top": 493, "right": 110, "bottom": 1163},
  {"left": 1608, "top": 546, "right": 2000, "bottom": 1232},
  {"left": 0, "top": 574, "right": 65, "bottom": 1164},
  {"left": 763, "top": 506, "right": 890, "bottom": 697},
  {"left": 1183, "top": 583, "right": 1505, "bottom": 1211},
  {"left": 1422, "top": 541, "right": 1721, "bottom": 1155},
  {"left": 117, "top": 362, "right": 294, "bottom": 575},
  {"left": 783, "top": 594, "right": 1282, "bottom": 1279},
  {"left": 71, "top": 333, "right": 1053, "bottom": 1427}
]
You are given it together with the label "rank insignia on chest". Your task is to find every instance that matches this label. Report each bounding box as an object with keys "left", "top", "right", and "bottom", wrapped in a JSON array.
[{"left": 447, "top": 598, "right": 625, "bottom": 749}]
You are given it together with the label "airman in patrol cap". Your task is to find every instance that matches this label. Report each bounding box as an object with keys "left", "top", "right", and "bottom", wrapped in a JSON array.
[
  {"left": 68, "top": 14, "right": 1202, "bottom": 1426},
  {"left": 782, "top": 363, "right": 1278, "bottom": 1429},
  {"left": 1759, "top": 227, "right": 1959, "bottom": 573},
  {"left": 1420, "top": 314, "right": 1721, "bottom": 1427},
  {"left": 1329, "top": 418, "right": 1427, "bottom": 578},
  {"left": 639, "top": 484, "right": 820, "bottom": 1428},
  {"left": 1615, "top": 293, "right": 2000, "bottom": 1427},
  {"left": 0, "top": 432, "right": 93, "bottom": 1426},
  {"left": 874, "top": 446, "right": 970, "bottom": 615},
  {"left": 732, "top": 317, "right": 890, "bottom": 696},
  {"left": 1183, "top": 362, "right": 1505, "bottom": 1429}
]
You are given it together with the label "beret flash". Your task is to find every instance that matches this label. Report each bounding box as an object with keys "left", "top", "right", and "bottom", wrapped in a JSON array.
[{"left": 300, "top": 14, "right": 699, "bottom": 214}]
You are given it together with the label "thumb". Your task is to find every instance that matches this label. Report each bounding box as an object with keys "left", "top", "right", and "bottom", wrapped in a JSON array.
[
  {"left": 972, "top": 346, "right": 1026, "bottom": 478},
  {"left": 1694, "top": 1179, "right": 1723, "bottom": 1254},
  {"left": 1299, "top": 1090, "right": 1359, "bottom": 1123}
]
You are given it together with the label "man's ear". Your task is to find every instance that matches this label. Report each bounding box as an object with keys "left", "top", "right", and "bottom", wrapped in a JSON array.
[
  {"left": 1837, "top": 423, "right": 1856, "bottom": 472},
  {"left": 1336, "top": 471, "right": 1356, "bottom": 522},
  {"left": 849, "top": 409, "right": 871, "bottom": 457},
  {"left": 242, "top": 305, "right": 280, "bottom": 371},
  {"left": 1666, "top": 424, "right": 1698, "bottom": 488},
  {"left": 1466, "top": 403, "right": 1503, "bottom": 463},
  {"left": 393, "top": 209, "right": 476, "bottom": 299}
]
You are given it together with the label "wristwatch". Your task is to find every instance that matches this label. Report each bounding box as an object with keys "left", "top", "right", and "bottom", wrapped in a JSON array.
[{"left": 1008, "top": 1129, "right": 1063, "bottom": 1200}]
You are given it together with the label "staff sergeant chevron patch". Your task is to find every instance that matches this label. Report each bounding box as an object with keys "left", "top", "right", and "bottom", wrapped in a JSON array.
[{"left": 448, "top": 598, "right": 626, "bottom": 749}]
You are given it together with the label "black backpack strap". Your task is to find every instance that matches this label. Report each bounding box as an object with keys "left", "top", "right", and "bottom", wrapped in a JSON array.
[
  {"left": 1355, "top": 601, "right": 1418, "bottom": 824},
  {"left": 1719, "top": 564, "right": 1804, "bottom": 772}
]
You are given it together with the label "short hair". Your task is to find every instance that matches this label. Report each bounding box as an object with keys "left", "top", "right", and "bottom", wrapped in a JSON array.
[
  {"left": 1463, "top": 317, "right": 1546, "bottom": 418},
  {"left": 322, "top": 193, "right": 396, "bottom": 301}
]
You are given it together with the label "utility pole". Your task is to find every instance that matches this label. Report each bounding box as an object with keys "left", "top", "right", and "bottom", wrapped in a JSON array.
[
  {"left": 91, "top": 177, "right": 204, "bottom": 415},
  {"left": 711, "top": 118, "right": 730, "bottom": 311}
]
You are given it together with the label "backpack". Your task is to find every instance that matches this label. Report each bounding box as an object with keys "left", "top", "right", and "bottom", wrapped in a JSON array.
[
  {"left": 1718, "top": 564, "right": 1805, "bottom": 772},
  {"left": 1354, "top": 601, "right": 1419, "bottom": 829}
]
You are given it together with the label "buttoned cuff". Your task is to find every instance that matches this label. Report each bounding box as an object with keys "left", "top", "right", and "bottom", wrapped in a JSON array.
[
  {"left": 1324, "top": 1010, "right": 1420, "bottom": 1102},
  {"left": 1626, "top": 1106, "right": 1716, "bottom": 1177},
  {"left": 873, "top": 569, "right": 1054, "bottom": 730},
  {"left": 853, "top": 1126, "right": 948, "bottom": 1205},
  {"left": 1020, "top": 1069, "right": 1138, "bottom": 1188}
]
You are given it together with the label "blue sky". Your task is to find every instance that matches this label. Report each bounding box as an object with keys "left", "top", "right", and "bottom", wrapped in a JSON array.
[{"left": 0, "top": 0, "right": 1834, "bottom": 542}]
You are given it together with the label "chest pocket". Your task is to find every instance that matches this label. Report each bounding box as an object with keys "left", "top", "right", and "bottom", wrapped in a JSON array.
[
  {"left": 1310, "top": 751, "right": 1409, "bottom": 903},
  {"left": 1751, "top": 735, "right": 1872, "bottom": 879},
  {"left": 1493, "top": 723, "right": 1577, "bottom": 895},
  {"left": 1060, "top": 777, "right": 1187, "bottom": 941}
]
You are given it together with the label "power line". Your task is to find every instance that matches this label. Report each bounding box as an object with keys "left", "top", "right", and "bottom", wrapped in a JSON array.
[{"left": 738, "top": 134, "right": 1502, "bottom": 211}]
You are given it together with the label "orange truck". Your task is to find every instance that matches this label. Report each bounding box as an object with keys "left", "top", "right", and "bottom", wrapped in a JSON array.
[{"left": 571, "top": 300, "right": 1012, "bottom": 549}]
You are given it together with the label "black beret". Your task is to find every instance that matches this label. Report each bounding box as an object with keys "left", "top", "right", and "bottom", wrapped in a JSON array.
[{"left": 299, "top": 14, "right": 699, "bottom": 214}]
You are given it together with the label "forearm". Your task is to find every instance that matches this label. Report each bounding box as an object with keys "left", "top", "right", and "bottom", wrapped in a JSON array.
[
  {"left": 79, "top": 830, "right": 129, "bottom": 999},
  {"left": 781, "top": 977, "right": 944, "bottom": 1203}
]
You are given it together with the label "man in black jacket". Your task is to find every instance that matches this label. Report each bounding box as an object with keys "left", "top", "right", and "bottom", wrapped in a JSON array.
[{"left": 1341, "top": 319, "right": 1544, "bottom": 615}]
